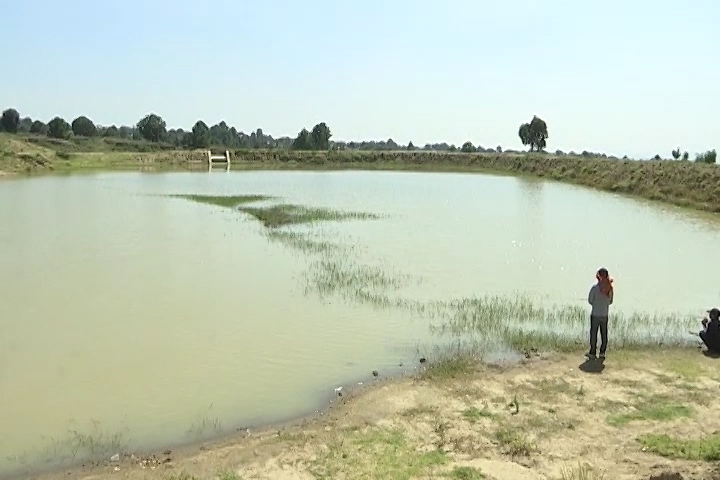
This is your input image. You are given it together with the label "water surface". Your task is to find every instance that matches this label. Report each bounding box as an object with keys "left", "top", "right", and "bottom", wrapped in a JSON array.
[{"left": 1, "top": 170, "right": 718, "bottom": 477}]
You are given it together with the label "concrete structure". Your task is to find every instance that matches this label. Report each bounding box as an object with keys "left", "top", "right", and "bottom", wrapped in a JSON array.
[{"left": 207, "top": 150, "right": 231, "bottom": 171}]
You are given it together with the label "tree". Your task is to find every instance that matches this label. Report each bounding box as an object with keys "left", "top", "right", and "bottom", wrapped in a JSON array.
[
  {"left": 695, "top": 150, "right": 717, "bottom": 164},
  {"left": 1, "top": 108, "right": 20, "bottom": 133},
  {"left": 165, "top": 128, "right": 185, "bottom": 146},
  {"left": 682, "top": 151, "right": 689, "bottom": 161},
  {"left": 529, "top": 116, "right": 548, "bottom": 151},
  {"left": 671, "top": 147, "right": 681, "bottom": 160},
  {"left": 190, "top": 120, "right": 210, "bottom": 149},
  {"left": 292, "top": 128, "right": 314, "bottom": 150},
  {"left": 518, "top": 123, "right": 531, "bottom": 150},
  {"left": 407, "top": 141, "right": 415, "bottom": 151},
  {"left": 103, "top": 125, "right": 119, "bottom": 137},
  {"left": 209, "top": 121, "right": 235, "bottom": 148},
  {"left": 461, "top": 141, "right": 476, "bottom": 153},
  {"left": 518, "top": 115, "right": 549, "bottom": 152},
  {"left": 136, "top": 113, "right": 166, "bottom": 142},
  {"left": 118, "top": 126, "right": 133, "bottom": 139},
  {"left": 47, "top": 117, "right": 71, "bottom": 139},
  {"left": 30, "top": 120, "right": 48, "bottom": 135},
  {"left": 310, "top": 122, "right": 331, "bottom": 150},
  {"left": 18, "top": 117, "right": 33, "bottom": 133},
  {"left": 72, "top": 116, "right": 97, "bottom": 137}
]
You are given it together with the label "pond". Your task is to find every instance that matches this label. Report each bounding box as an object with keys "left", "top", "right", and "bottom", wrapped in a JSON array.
[{"left": 1, "top": 170, "right": 718, "bottom": 477}]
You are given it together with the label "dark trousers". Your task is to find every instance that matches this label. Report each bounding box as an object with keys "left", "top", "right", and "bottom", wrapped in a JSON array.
[
  {"left": 589, "top": 315, "right": 608, "bottom": 355},
  {"left": 700, "top": 330, "right": 720, "bottom": 353}
]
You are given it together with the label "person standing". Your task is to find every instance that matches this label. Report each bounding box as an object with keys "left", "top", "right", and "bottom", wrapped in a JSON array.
[{"left": 587, "top": 268, "right": 614, "bottom": 359}]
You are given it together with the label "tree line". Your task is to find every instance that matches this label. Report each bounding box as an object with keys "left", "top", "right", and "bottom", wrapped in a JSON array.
[
  {"left": 0, "top": 107, "right": 506, "bottom": 154},
  {"left": 1, "top": 107, "right": 715, "bottom": 163}
]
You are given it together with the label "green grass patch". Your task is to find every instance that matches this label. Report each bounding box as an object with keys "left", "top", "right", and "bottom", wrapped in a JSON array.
[
  {"left": 309, "top": 428, "right": 447, "bottom": 480},
  {"left": 494, "top": 427, "right": 535, "bottom": 456},
  {"left": 446, "top": 466, "right": 486, "bottom": 479},
  {"left": 463, "top": 406, "right": 496, "bottom": 422},
  {"left": 216, "top": 471, "right": 242, "bottom": 480},
  {"left": 606, "top": 401, "right": 692, "bottom": 427},
  {"left": 173, "top": 194, "right": 271, "bottom": 208},
  {"left": 420, "top": 355, "right": 476, "bottom": 381},
  {"left": 239, "top": 204, "right": 378, "bottom": 228},
  {"left": 637, "top": 433, "right": 720, "bottom": 461}
]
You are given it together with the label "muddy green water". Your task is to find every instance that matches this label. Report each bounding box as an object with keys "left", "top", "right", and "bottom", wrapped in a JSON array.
[{"left": 0, "top": 171, "right": 718, "bottom": 477}]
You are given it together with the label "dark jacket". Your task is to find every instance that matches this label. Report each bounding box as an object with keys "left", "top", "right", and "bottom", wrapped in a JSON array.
[{"left": 701, "top": 319, "right": 720, "bottom": 351}]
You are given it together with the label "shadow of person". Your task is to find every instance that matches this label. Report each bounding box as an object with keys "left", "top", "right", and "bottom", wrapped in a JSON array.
[
  {"left": 579, "top": 358, "right": 605, "bottom": 374},
  {"left": 702, "top": 349, "right": 720, "bottom": 359}
]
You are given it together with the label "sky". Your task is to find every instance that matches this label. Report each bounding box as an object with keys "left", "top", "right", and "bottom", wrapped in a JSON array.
[{"left": 2, "top": 0, "right": 719, "bottom": 158}]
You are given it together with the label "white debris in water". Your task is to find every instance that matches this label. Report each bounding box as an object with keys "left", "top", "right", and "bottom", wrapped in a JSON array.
[
  {"left": 334, "top": 386, "right": 342, "bottom": 393},
  {"left": 110, "top": 453, "right": 120, "bottom": 462}
]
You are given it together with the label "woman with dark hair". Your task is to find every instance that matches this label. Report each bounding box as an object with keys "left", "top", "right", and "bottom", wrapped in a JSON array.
[{"left": 587, "top": 268, "right": 614, "bottom": 359}]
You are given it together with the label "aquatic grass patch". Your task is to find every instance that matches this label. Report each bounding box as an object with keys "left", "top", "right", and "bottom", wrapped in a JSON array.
[
  {"left": 265, "top": 230, "right": 345, "bottom": 255},
  {"left": 186, "top": 404, "right": 223, "bottom": 438},
  {"left": 637, "top": 433, "right": 720, "bottom": 461},
  {"left": 427, "top": 295, "right": 697, "bottom": 352},
  {"left": 176, "top": 193, "right": 699, "bottom": 357},
  {"left": 36, "top": 420, "right": 130, "bottom": 465},
  {"left": 308, "top": 258, "right": 413, "bottom": 295},
  {"left": 172, "top": 194, "right": 271, "bottom": 208},
  {"left": 239, "top": 203, "right": 380, "bottom": 228}
]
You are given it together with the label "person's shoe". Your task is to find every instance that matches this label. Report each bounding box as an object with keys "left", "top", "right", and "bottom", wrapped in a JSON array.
[
  {"left": 598, "top": 353, "right": 606, "bottom": 360},
  {"left": 586, "top": 352, "right": 597, "bottom": 359}
]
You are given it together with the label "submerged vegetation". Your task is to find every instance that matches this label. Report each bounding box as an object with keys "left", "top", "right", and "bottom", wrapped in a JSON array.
[
  {"left": 239, "top": 204, "right": 379, "bottom": 228},
  {"left": 172, "top": 194, "right": 271, "bottom": 208},
  {"left": 174, "top": 192, "right": 697, "bottom": 357},
  {"left": 173, "top": 194, "right": 379, "bottom": 228}
]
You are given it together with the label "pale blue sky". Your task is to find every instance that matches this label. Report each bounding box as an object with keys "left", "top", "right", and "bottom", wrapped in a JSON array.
[{"left": 3, "top": 0, "right": 718, "bottom": 157}]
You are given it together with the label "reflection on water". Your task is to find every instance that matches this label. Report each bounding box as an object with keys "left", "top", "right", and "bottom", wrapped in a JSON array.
[{"left": 0, "top": 170, "right": 719, "bottom": 477}]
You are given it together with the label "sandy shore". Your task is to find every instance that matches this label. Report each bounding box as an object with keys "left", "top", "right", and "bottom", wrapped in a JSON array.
[{"left": 24, "top": 347, "right": 720, "bottom": 480}]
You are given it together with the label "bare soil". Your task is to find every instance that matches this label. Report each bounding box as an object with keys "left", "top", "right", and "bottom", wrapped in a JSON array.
[{"left": 28, "top": 349, "right": 720, "bottom": 480}]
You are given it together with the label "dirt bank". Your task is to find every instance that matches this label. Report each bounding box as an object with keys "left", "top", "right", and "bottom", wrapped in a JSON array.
[
  {"left": 3, "top": 133, "right": 720, "bottom": 214},
  {"left": 29, "top": 348, "right": 720, "bottom": 480}
]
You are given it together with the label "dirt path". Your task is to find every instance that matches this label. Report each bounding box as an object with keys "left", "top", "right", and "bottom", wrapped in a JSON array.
[{"left": 33, "top": 349, "right": 720, "bottom": 480}]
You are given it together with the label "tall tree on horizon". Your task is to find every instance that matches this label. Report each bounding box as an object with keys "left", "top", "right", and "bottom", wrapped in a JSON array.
[
  {"left": 136, "top": 113, "right": 166, "bottom": 142},
  {"left": 310, "top": 122, "right": 332, "bottom": 150},
  {"left": 1, "top": 108, "right": 20, "bottom": 133}
]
